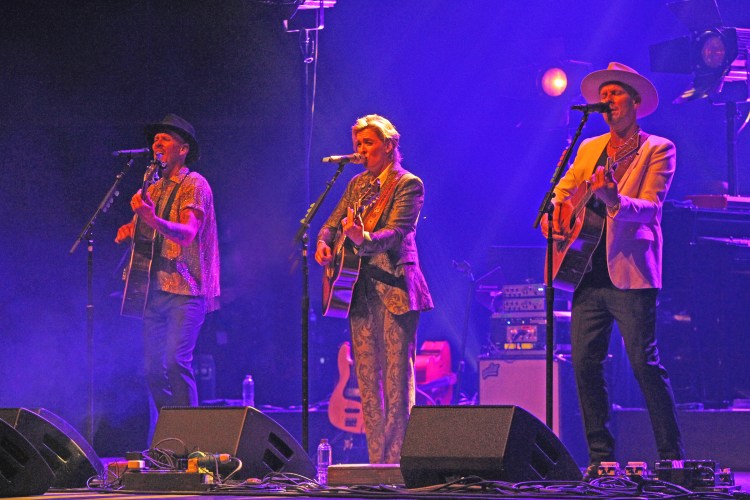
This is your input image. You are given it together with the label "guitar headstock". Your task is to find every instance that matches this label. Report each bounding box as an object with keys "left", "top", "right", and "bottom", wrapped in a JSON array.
[{"left": 141, "top": 153, "right": 163, "bottom": 190}]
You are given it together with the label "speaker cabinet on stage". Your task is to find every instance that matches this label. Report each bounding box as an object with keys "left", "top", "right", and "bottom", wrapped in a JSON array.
[
  {"left": 0, "top": 418, "right": 55, "bottom": 497},
  {"left": 478, "top": 354, "right": 587, "bottom": 466},
  {"left": 0, "top": 408, "right": 103, "bottom": 488},
  {"left": 400, "top": 405, "right": 581, "bottom": 488},
  {"left": 152, "top": 406, "right": 315, "bottom": 480}
]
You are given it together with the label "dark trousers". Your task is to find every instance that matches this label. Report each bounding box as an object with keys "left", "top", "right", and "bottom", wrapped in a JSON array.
[
  {"left": 571, "top": 285, "right": 684, "bottom": 464},
  {"left": 143, "top": 291, "right": 205, "bottom": 440}
]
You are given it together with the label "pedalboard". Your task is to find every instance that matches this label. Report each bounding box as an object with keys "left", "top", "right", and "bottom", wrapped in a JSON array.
[
  {"left": 592, "top": 460, "right": 738, "bottom": 493},
  {"left": 122, "top": 470, "right": 213, "bottom": 492}
]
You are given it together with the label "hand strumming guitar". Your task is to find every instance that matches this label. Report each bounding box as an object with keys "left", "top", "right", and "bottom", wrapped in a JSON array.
[
  {"left": 315, "top": 241, "right": 332, "bottom": 266},
  {"left": 115, "top": 189, "right": 155, "bottom": 244},
  {"left": 115, "top": 221, "right": 135, "bottom": 244}
]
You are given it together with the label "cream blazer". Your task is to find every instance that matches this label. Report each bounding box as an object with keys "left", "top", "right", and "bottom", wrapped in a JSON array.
[{"left": 554, "top": 132, "right": 676, "bottom": 289}]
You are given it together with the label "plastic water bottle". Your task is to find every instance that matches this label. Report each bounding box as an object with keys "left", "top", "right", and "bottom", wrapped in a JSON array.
[
  {"left": 316, "top": 438, "right": 332, "bottom": 485},
  {"left": 242, "top": 374, "right": 255, "bottom": 407}
]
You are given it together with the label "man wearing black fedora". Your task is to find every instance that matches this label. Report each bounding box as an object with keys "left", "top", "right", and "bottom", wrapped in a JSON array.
[
  {"left": 116, "top": 113, "right": 220, "bottom": 435},
  {"left": 542, "top": 63, "right": 684, "bottom": 477}
]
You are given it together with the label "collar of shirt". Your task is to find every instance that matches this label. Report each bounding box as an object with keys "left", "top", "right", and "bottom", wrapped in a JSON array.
[
  {"left": 163, "top": 166, "right": 190, "bottom": 184},
  {"left": 376, "top": 162, "right": 394, "bottom": 186}
]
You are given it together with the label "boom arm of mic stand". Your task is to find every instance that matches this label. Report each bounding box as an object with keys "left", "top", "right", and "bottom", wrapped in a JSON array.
[
  {"left": 533, "top": 112, "right": 591, "bottom": 229},
  {"left": 70, "top": 158, "right": 135, "bottom": 254},
  {"left": 532, "top": 111, "right": 592, "bottom": 429},
  {"left": 294, "top": 162, "right": 346, "bottom": 244}
]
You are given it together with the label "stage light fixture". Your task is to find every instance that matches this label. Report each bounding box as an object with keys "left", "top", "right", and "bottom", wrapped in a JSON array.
[
  {"left": 649, "top": 0, "right": 750, "bottom": 195},
  {"left": 282, "top": 0, "right": 336, "bottom": 33},
  {"left": 649, "top": 0, "right": 749, "bottom": 103},
  {"left": 540, "top": 67, "right": 568, "bottom": 97},
  {"left": 537, "top": 61, "right": 591, "bottom": 99}
]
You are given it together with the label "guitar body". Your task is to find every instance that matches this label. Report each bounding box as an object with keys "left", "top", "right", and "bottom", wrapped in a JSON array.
[
  {"left": 548, "top": 182, "right": 606, "bottom": 292},
  {"left": 322, "top": 238, "right": 362, "bottom": 319},
  {"left": 328, "top": 342, "right": 365, "bottom": 434},
  {"left": 322, "top": 181, "right": 380, "bottom": 319},
  {"left": 121, "top": 161, "right": 160, "bottom": 319},
  {"left": 548, "top": 135, "right": 643, "bottom": 292},
  {"left": 121, "top": 220, "right": 156, "bottom": 318}
]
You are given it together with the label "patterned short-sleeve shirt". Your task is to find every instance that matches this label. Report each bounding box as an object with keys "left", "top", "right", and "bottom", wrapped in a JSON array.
[{"left": 147, "top": 167, "right": 220, "bottom": 312}]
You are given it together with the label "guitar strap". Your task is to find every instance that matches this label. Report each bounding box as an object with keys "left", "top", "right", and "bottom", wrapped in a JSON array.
[
  {"left": 153, "top": 170, "right": 189, "bottom": 257},
  {"left": 361, "top": 169, "right": 405, "bottom": 232}
]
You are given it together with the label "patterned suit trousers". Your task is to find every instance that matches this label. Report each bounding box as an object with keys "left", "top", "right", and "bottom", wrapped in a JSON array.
[{"left": 349, "top": 276, "right": 419, "bottom": 464}]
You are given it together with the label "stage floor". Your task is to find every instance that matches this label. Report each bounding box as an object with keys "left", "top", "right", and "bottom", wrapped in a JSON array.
[{"left": 16, "top": 470, "right": 749, "bottom": 500}]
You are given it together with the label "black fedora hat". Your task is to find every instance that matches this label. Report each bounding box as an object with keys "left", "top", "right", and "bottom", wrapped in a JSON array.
[{"left": 144, "top": 113, "right": 200, "bottom": 165}]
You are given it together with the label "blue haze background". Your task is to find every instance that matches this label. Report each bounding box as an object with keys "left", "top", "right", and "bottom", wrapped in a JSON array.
[{"left": 1, "top": 0, "right": 749, "bottom": 455}]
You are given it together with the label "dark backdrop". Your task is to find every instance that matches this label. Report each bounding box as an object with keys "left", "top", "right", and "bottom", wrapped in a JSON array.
[{"left": 2, "top": 0, "right": 749, "bottom": 455}]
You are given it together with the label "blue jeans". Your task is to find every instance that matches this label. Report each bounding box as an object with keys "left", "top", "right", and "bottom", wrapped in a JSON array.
[
  {"left": 571, "top": 285, "right": 684, "bottom": 464},
  {"left": 143, "top": 291, "right": 205, "bottom": 440}
]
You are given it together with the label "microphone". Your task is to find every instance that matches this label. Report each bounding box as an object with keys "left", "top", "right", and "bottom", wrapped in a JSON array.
[
  {"left": 112, "top": 147, "right": 151, "bottom": 157},
  {"left": 571, "top": 102, "right": 611, "bottom": 114},
  {"left": 322, "top": 153, "right": 364, "bottom": 164}
]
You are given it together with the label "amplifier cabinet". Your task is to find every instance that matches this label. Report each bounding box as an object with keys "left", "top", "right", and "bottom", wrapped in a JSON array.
[{"left": 478, "top": 354, "right": 587, "bottom": 466}]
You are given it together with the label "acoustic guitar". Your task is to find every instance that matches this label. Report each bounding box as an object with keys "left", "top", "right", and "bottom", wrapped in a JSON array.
[
  {"left": 322, "top": 180, "right": 380, "bottom": 318},
  {"left": 548, "top": 142, "right": 641, "bottom": 292},
  {"left": 120, "top": 158, "right": 161, "bottom": 318},
  {"left": 327, "top": 341, "right": 365, "bottom": 434}
]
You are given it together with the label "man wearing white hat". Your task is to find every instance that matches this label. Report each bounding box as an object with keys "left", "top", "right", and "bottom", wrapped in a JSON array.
[{"left": 542, "top": 63, "right": 684, "bottom": 477}]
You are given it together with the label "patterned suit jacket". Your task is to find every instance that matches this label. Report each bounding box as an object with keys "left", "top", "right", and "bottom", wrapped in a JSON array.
[
  {"left": 318, "top": 164, "right": 433, "bottom": 314},
  {"left": 554, "top": 132, "right": 675, "bottom": 289}
]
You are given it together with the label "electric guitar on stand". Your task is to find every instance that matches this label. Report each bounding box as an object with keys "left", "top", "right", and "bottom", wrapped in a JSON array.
[
  {"left": 548, "top": 140, "right": 641, "bottom": 292},
  {"left": 121, "top": 156, "right": 162, "bottom": 318},
  {"left": 328, "top": 341, "right": 365, "bottom": 434},
  {"left": 322, "top": 180, "right": 380, "bottom": 318}
]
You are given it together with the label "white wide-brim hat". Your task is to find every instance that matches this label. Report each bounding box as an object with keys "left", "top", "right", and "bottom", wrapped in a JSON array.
[{"left": 580, "top": 62, "right": 659, "bottom": 119}]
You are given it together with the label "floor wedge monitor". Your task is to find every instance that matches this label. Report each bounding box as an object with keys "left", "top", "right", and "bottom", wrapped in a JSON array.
[
  {"left": 400, "top": 405, "right": 582, "bottom": 487},
  {"left": 0, "top": 417, "right": 55, "bottom": 497},
  {"left": 151, "top": 406, "right": 315, "bottom": 480},
  {"left": 0, "top": 408, "right": 104, "bottom": 488}
]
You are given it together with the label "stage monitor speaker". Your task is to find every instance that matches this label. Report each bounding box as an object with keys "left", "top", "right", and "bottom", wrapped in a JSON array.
[
  {"left": 400, "top": 405, "right": 582, "bottom": 488},
  {"left": 0, "top": 418, "right": 55, "bottom": 497},
  {"left": 0, "top": 408, "right": 104, "bottom": 488},
  {"left": 477, "top": 355, "right": 587, "bottom": 466},
  {"left": 152, "top": 406, "right": 315, "bottom": 480}
]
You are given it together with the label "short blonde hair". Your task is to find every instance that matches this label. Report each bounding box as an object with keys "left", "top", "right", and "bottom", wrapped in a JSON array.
[{"left": 351, "top": 114, "right": 402, "bottom": 164}]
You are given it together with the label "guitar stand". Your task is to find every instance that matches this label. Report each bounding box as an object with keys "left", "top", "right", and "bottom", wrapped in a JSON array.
[
  {"left": 69, "top": 157, "right": 138, "bottom": 445},
  {"left": 532, "top": 110, "right": 594, "bottom": 430}
]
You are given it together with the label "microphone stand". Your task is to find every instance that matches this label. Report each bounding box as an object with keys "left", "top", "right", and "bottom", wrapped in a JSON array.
[
  {"left": 70, "top": 158, "right": 136, "bottom": 445},
  {"left": 533, "top": 110, "right": 592, "bottom": 430},
  {"left": 293, "top": 161, "right": 347, "bottom": 453},
  {"left": 451, "top": 260, "right": 475, "bottom": 403}
]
